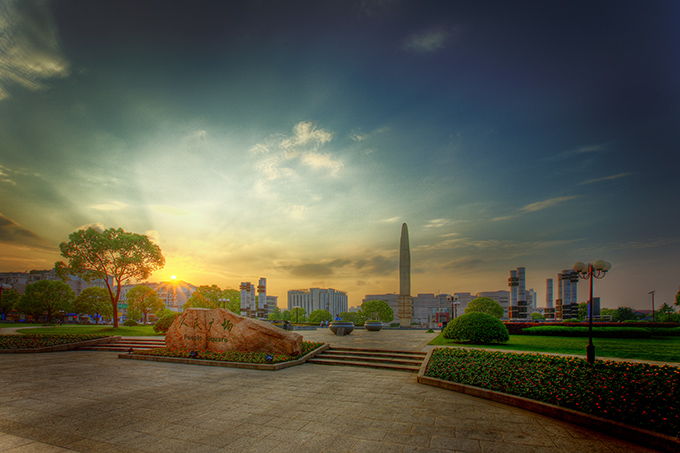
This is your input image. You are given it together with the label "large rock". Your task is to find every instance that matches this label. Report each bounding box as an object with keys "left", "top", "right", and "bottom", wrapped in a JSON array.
[{"left": 165, "top": 308, "right": 303, "bottom": 356}]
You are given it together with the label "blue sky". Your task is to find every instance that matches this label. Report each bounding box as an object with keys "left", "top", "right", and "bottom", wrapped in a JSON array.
[{"left": 1, "top": 0, "right": 679, "bottom": 310}]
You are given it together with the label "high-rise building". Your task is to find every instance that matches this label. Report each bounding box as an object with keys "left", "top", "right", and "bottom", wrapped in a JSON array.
[{"left": 287, "top": 288, "right": 348, "bottom": 317}]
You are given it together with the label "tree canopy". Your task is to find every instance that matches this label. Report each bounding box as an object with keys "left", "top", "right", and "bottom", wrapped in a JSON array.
[
  {"left": 464, "top": 297, "right": 504, "bottom": 319},
  {"left": 267, "top": 307, "right": 283, "bottom": 321},
  {"left": 309, "top": 309, "right": 332, "bottom": 324},
  {"left": 74, "top": 286, "right": 112, "bottom": 323},
  {"left": 1, "top": 288, "right": 21, "bottom": 316},
  {"left": 289, "top": 307, "right": 307, "bottom": 323},
  {"left": 614, "top": 306, "right": 638, "bottom": 322},
  {"left": 17, "top": 280, "right": 75, "bottom": 323},
  {"left": 184, "top": 285, "right": 240, "bottom": 313},
  {"left": 125, "top": 285, "right": 164, "bottom": 324},
  {"left": 360, "top": 300, "right": 394, "bottom": 322},
  {"left": 56, "top": 227, "right": 165, "bottom": 328}
]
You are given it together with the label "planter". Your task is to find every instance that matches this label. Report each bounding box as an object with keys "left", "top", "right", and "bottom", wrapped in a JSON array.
[
  {"left": 364, "top": 321, "right": 383, "bottom": 332},
  {"left": 329, "top": 322, "right": 354, "bottom": 335}
]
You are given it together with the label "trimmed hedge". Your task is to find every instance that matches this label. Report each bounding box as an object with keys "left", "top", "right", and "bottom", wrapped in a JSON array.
[
  {"left": 504, "top": 322, "right": 680, "bottom": 335},
  {"left": 443, "top": 312, "right": 509, "bottom": 344},
  {"left": 522, "top": 326, "right": 652, "bottom": 339}
]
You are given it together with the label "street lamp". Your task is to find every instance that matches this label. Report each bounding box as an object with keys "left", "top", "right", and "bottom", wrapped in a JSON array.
[
  {"left": 573, "top": 260, "right": 611, "bottom": 365},
  {"left": 649, "top": 291, "right": 655, "bottom": 322}
]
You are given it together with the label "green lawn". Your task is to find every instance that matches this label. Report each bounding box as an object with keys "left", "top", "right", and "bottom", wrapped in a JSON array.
[
  {"left": 429, "top": 333, "right": 680, "bottom": 363},
  {"left": 12, "top": 324, "right": 161, "bottom": 336}
]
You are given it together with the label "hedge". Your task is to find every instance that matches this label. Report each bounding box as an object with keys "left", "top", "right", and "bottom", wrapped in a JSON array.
[
  {"left": 504, "top": 322, "right": 680, "bottom": 335},
  {"left": 522, "top": 326, "right": 652, "bottom": 339}
]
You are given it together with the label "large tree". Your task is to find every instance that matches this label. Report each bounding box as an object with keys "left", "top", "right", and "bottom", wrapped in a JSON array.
[
  {"left": 56, "top": 227, "right": 165, "bottom": 328},
  {"left": 614, "top": 306, "right": 638, "bottom": 322},
  {"left": 360, "top": 300, "right": 394, "bottom": 323},
  {"left": 74, "top": 286, "right": 112, "bottom": 324},
  {"left": 290, "top": 307, "right": 307, "bottom": 323},
  {"left": 17, "top": 280, "right": 75, "bottom": 323},
  {"left": 1, "top": 288, "right": 21, "bottom": 318},
  {"left": 267, "top": 307, "right": 283, "bottom": 321},
  {"left": 125, "top": 285, "right": 164, "bottom": 325},
  {"left": 464, "top": 297, "right": 504, "bottom": 319}
]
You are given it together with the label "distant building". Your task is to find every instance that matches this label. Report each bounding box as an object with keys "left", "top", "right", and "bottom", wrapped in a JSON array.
[
  {"left": 240, "top": 278, "right": 272, "bottom": 318},
  {"left": 287, "top": 288, "right": 348, "bottom": 317}
]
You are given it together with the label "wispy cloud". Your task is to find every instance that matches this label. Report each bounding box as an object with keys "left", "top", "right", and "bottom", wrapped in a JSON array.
[
  {"left": 520, "top": 196, "right": 579, "bottom": 214},
  {"left": 425, "top": 218, "right": 453, "bottom": 228},
  {"left": 579, "top": 173, "right": 632, "bottom": 185},
  {"left": 90, "top": 201, "right": 128, "bottom": 211},
  {"left": 0, "top": 0, "right": 70, "bottom": 100},
  {"left": 493, "top": 196, "right": 579, "bottom": 221},
  {"left": 380, "top": 217, "right": 401, "bottom": 223},
  {"left": 403, "top": 28, "right": 450, "bottom": 53},
  {"left": 0, "top": 213, "right": 54, "bottom": 250}
]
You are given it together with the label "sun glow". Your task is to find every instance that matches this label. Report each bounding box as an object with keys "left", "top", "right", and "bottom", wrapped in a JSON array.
[{"left": 171, "top": 275, "right": 177, "bottom": 280}]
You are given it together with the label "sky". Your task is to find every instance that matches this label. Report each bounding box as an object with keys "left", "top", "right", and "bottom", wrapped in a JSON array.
[{"left": 1, "top": 0, "right": 679, "bottom": 311}]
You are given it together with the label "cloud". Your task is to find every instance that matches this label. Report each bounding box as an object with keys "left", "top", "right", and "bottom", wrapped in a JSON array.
[
  {"left": 403, "top": 28, "right": 450, "bottom": 53},
  {"left": 0, "top": 213, "right": 53, "bottom": 250},
  {"left": 281, "top": 121, "right": 333, "bottom": 150},
  {"left": 0, "top": 0, "right": 70, "bottom": 100},
  {"left": 380, "top": 217, "right": 401, "bottom": 223},
  {"left": 353, "top": 255, "right": 394, "bottom": 276},
  {"left": 425, "top": 218, "right": 452, "bottom": 228},
  {"left": 301, "top": 152, "right": 343, "bottom": 175},
  {"left": 250, "top": 121, "right": 342, "bottom": 181},
  {"left": 520, "top": 196, "right": 580, "bottom": 214},
  {"left": 579, "top": 173, "right": 633, "bottom": 185},
  {"left": 283, "top": 258, "right": 353, "bottom": 278},
  {"left": 90, "top": 201, "right": 128, "bottom": 211},
  {"left": 152, "top": 205, "right": 189, "bottom": 215},
  {"left": 76, "top": 222, "right": 104, "bottom": 233}
]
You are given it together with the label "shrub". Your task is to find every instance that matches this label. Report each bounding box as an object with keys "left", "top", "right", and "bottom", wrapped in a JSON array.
[
  {"left": 123, "top": 319, "right": 139, "bottom": 327},
  {"left": 522, "top": 326, "right": 653, "bottom": 339},
  {"left": 651, "top": 327, "right": 680, "bottom": 336},
  {"left": 443, "top": 312, "right": 509, "bottom": 344},
  {"left": 153, "top": 312, "right": 179, "bottom": 333}
]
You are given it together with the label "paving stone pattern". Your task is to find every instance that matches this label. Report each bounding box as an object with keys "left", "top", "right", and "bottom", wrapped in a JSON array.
[{"left": 0, "top": 349, "right": 656, "bottom": 452}]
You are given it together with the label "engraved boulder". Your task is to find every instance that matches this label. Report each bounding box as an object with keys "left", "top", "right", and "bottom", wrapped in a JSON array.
[{"left": 165, "top": 308, "right": 303, "bottom": 356}]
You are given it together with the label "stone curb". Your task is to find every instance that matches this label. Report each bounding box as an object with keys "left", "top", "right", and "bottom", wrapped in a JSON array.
[
  {"left": 117, "top": 342, "right": 331, "bottom": 371},
  {"left": 417, "top": 350, "right": 679, "bottom": 453},
  {"left": 0, "top": 335, "right": 121, "bottom": 354}
]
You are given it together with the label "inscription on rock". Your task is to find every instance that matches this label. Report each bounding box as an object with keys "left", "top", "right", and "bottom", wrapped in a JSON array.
[{"left": 166, "top": 308, "right": 303, "bottom": 356}]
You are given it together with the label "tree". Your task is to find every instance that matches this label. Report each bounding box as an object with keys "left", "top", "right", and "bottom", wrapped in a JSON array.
[
  {"left": 614, "top": 306, "right": 638, "bottom": 322},
  {"left": 290, "top": 307, "right": 307, "bottom": 323},
  {"left": 56, "top": 227, "right": 165, "bottom": 328},
  {"left": 339, "top": 311, "right": 363, "bottom": 324},
  {"left": 676, "top": 288, "right": 680, "bottom": 307},
  {"left": 655, "top": 303, "right": 680, "bottom": 323},
  {"left": 125, "top": 285, "right": 164, "bottom": 325},
  {"left": 281, "top": 310, "right": 292, "bottom": 321},
  {"left": 530, "top": 312, "right": 545, "bottom": 321},
  {"left": 184, "top": 286, "right": 241, "bottom": 313},
  {"left": 600, "top": 307, "right": 616, "bottom": 320},
  {"left": 464, "top": 297, "right": 504, "bottom": 319},
  {"left": 74, "top": 287, "right": 112, "bottom": 324},
  {"left": 360, "top": 300, "right": 394, "bottom": 323},
  {"left": 576, "top": 302, "right": 588, "bottom": 321},
  {"left": 16, "top": 280, "right": 74, "bottom": 323},
  {"left": 1, "top": 288, "right": 21, "bottom": 318},
  {"left": 309, "top": 309, "right": 332, "bottom": 324},
  {"left": 267, "top": 307, "right": 283, "bottom": 321}
]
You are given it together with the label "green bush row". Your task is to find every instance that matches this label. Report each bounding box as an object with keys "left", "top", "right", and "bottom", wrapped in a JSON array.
[{"left": 521, "top": 326, "right": 670, "bottom": 338}]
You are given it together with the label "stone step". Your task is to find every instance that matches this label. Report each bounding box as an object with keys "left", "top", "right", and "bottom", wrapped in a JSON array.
[
  {"left": 308, "top": 347, "right": 425, "bottom": 372},
  {"left": 307, "top": 357, "right": 421, "bottom": 372},
  {"left": 78, "top": 337, "right": 165, "bottom": 352}
]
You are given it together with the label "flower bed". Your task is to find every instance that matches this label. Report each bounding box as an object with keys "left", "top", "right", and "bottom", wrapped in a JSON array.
[
  {"left": 134, "top": 341, "right": 324, "bottom": 364},
  {"left": 0, "top": 334, "right": 110, "bottom": 349},
  {"left": 425, "top": 348, "right": 679, "bottom": 438}
]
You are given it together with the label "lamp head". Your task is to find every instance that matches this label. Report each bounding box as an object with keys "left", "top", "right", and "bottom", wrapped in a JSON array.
[
  {"left": 572, "top": 261, "right": 586, "bottom": 273},
  {"left": 593, "top": 260, "right": 607, "bottom": 271}
]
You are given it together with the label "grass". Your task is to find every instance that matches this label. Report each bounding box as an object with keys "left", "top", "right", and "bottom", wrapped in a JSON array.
[
  {"left": 13, "top": 324, "right": 162, "bottom": 336},
  {"left": 429, "top": 333, "right": 680, "bottom": 363}
]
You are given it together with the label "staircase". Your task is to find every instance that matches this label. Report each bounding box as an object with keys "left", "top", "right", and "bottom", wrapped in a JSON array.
[
  {"left": 78, "top": 337, "right": 166, "bottom": 352},
  {"left": 307, "top": 347, "right": 426, "bottom": 372}
]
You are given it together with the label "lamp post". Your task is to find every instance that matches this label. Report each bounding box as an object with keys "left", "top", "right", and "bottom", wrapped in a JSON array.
[
  {"left": 648, "top": 291, "right": 655, "bottom": 322},
  {"left": 573, "top": 260, "right": 611, "bottom": 365}
]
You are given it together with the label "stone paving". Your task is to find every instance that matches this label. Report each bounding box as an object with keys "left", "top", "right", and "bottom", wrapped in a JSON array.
[{"left": 0, "top": 328, "right": 660, "bottom": 452}]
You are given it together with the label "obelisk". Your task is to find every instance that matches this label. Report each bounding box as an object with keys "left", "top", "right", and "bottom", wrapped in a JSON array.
[{"left": 398, "top": 223, "right": 412, "bottom": 327}]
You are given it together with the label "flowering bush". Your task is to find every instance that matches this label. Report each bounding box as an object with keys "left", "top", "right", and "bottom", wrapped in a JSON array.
[
  {"left": 135, "top": 341, "right": 324, "bottom": 364},
  {"left": 425, "top": 348, "right": 679, "bottom": 437},
  {"left": 0, "top": 334, "right": 109, "bottom": 349}
]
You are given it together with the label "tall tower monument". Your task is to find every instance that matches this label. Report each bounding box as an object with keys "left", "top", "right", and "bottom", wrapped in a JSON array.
[{"left": 398, "top": 223, "right": 413, "bottom": 327}]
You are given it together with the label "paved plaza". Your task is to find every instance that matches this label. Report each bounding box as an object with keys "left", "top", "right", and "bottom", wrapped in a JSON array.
[{"left": 0, "top": 329, "right": 659, "bottom": 452}]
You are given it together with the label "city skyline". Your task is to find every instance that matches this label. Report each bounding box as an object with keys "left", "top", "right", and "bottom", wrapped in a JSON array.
[{"left": 1, "top": 1, "right": 679, "bottom": 310}]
